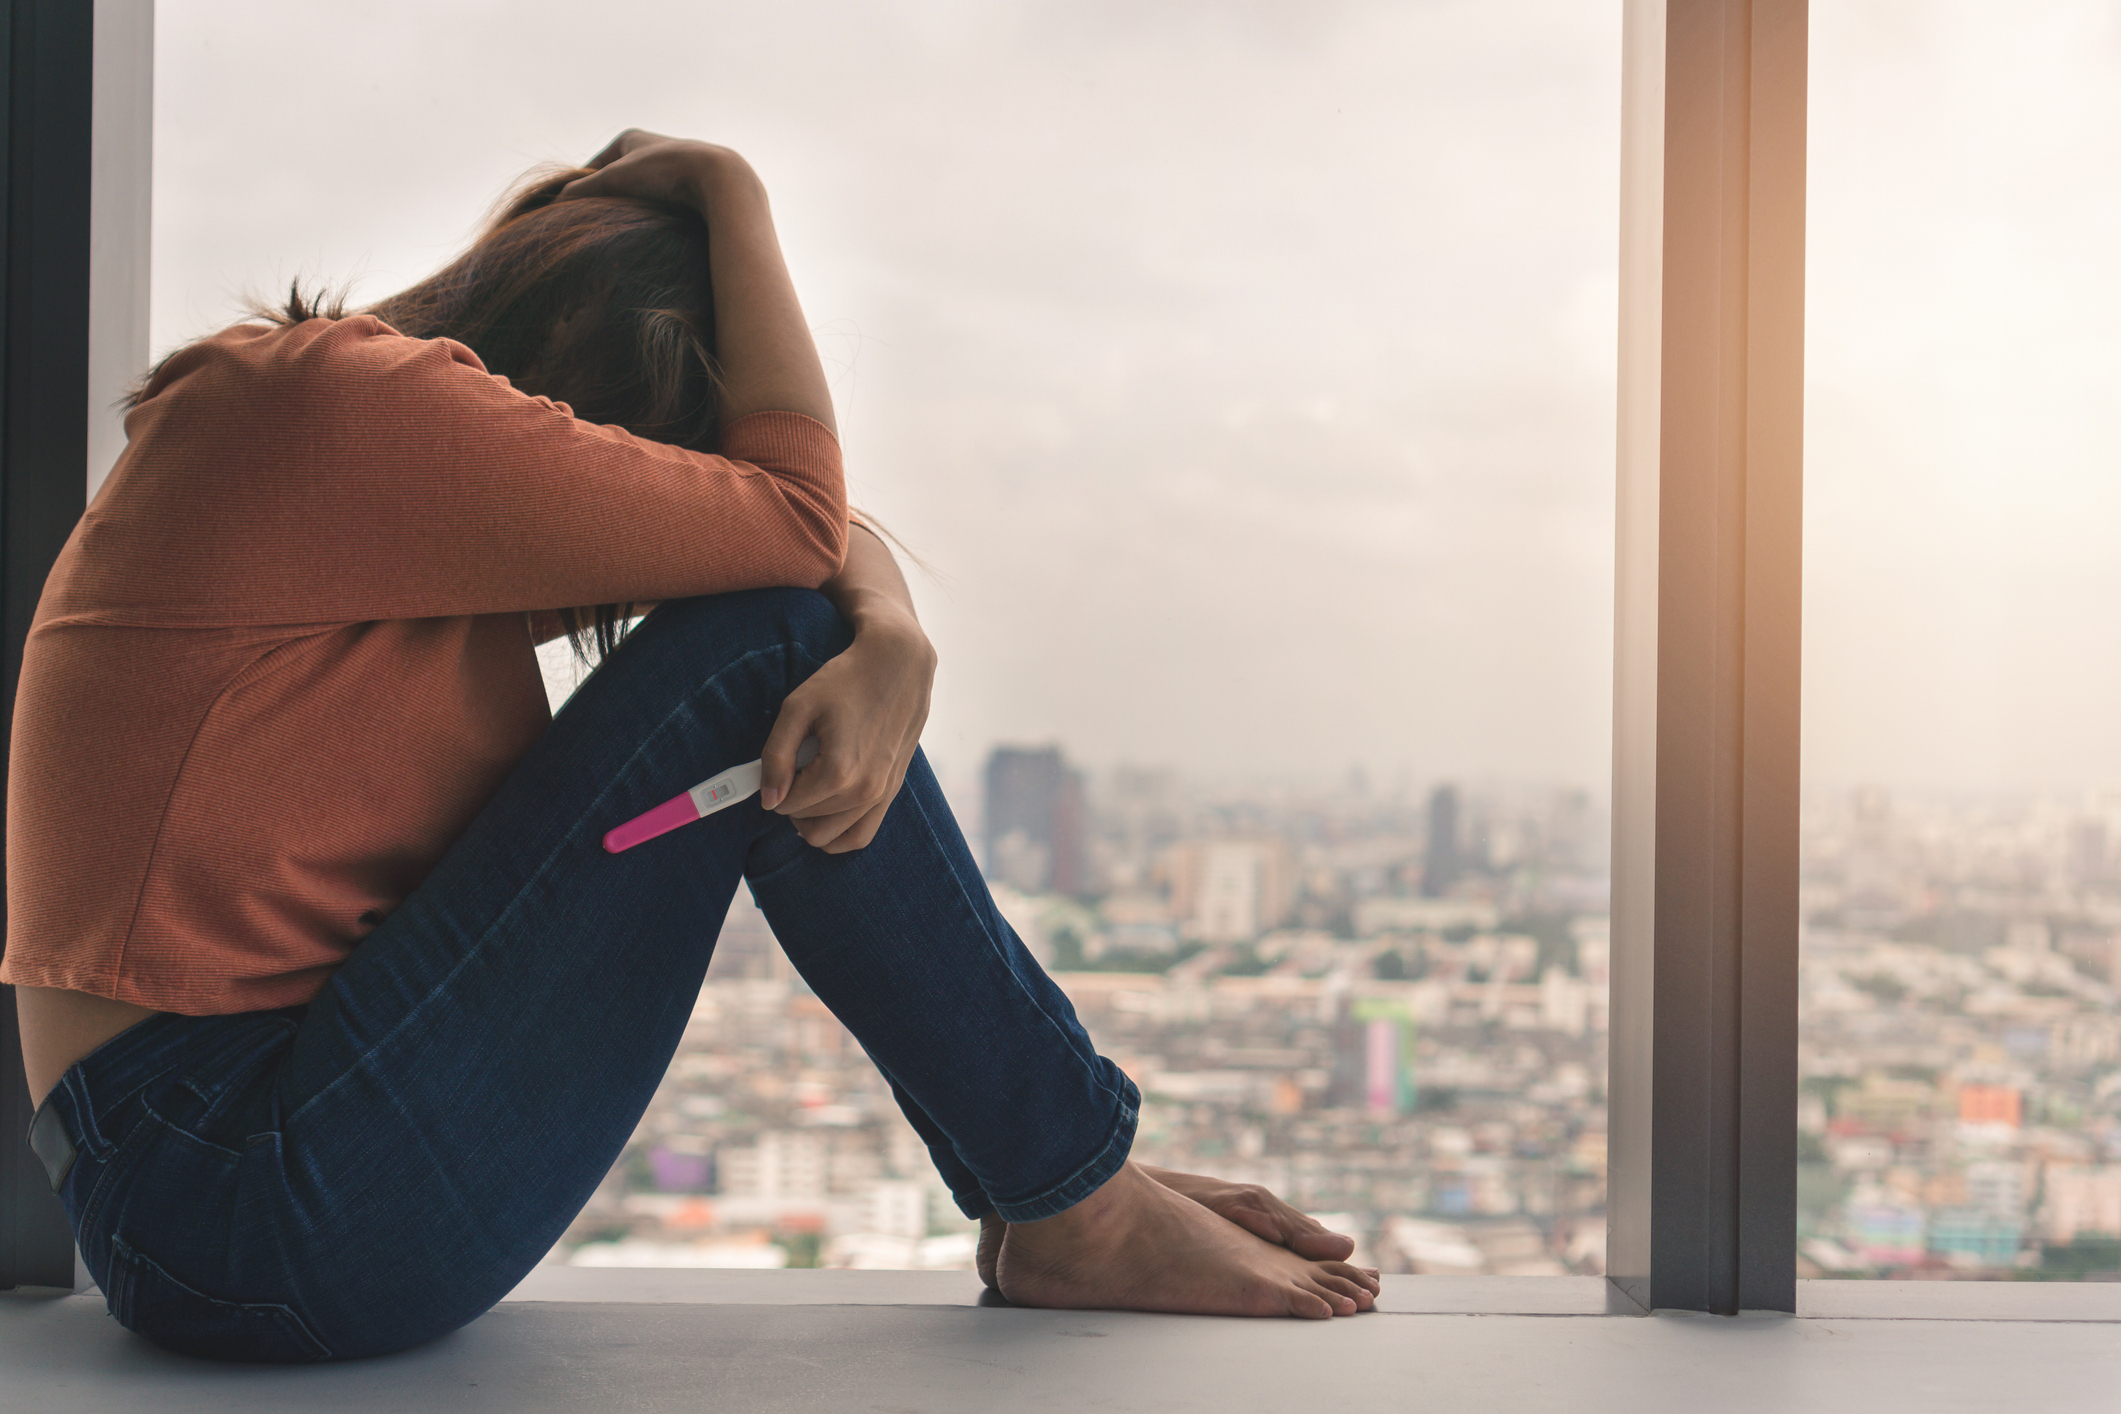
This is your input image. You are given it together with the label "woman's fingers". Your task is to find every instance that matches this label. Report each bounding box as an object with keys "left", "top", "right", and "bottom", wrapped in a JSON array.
[
  {"left": 790, "top": 804, "right": 865, "bottom": 849},
  {"left": 834, "top": 801, "right": 893, "bottom": 853},
  {"left": 753, "top": 608, "right": 932, "bottom": 850},
  {"left": 784, "top": 750, "right": 907, "bottom": 839},
  {"left": 778, "top": 739, "right": 885, "bottom": 820},
  {"left": 560, "top": 131, "right": 652, "bottom": 200},
  {"left": 784, "top": 734, "right": 912, "bottom": 851},
  {"left": 759, "top": 702, "right": 821, "bottom": 812},
  {"left": 581, "top": 133, "right": 630, "bottom": 170},
  {"left": 791, "top": 799, "right": 886, "bottom": 854},
  {"left": 585, "top": 129, "right": 654, "bottom": 168},
  {"left": 557, "top": 134, "right": 732, "bottom": 208}
]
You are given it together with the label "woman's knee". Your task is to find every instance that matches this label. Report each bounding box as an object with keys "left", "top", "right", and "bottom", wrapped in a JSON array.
[{"left": 634, "top": 586, "right": 851, "bottom": 674}]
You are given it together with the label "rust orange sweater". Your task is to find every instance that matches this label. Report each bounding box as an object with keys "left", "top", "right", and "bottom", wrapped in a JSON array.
[{"left": 1, "top": 315, "right": 847, "bottom": 1013}]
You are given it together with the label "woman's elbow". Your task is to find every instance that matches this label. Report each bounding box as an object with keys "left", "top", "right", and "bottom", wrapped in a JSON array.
[{"left": 798, "top": 514, "right": 850, "bottom": 586}]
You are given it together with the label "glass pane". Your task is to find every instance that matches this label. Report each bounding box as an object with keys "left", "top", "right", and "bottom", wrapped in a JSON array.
[
  {"left": 155, "top": 1, "right": 1619, "bottom": 1277},
  {"left": 1803, "top": 1, "right": 2121, "bottom": 1281}
]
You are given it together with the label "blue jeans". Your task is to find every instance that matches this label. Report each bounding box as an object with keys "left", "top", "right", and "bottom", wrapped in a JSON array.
[{"left": 33, "top": 589, "right": 1138, "bottom": 1362}]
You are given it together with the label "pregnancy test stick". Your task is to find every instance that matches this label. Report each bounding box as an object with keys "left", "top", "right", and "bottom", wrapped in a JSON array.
[{"left": 603, "top": 737, "right": 820, "bottom": 854}]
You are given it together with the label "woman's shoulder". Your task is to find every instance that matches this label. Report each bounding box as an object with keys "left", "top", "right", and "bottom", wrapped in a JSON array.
[{"left": 139, "top": 314, "right": 493, "bottom": 411}]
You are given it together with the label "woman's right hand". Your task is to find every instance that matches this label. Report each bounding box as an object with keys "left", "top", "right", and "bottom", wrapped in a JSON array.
[
  {"left": 559, "top": 130, "right": 837, "bottom": 435},
  {"left": 555, "top": 130, "right": 756, "bottom": 212}
]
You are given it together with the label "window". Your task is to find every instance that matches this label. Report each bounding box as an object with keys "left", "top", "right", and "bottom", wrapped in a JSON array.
[
  {"left": 7, "top": 0, "right": 1813, "bottom": 1314},
  {"left": 449, "top": 6, "right": 1617, "bottom": 1275},
  {"left": 1799, "top": 0, "right": 2121, "bottom": 1282}
]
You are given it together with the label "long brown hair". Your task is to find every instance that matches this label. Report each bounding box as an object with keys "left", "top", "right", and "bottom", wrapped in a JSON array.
[{"left": 210, "top": 166, "right": 729, "bottom": 664}]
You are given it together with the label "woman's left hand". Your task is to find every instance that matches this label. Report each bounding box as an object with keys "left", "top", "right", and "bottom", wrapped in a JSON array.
[{"left": 759, "top": 609, "right": 936, "bottom": 853}]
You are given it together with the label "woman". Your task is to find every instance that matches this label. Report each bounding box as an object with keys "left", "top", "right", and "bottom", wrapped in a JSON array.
[{"left": 6, "top": 131, "right": 1380, "bottom": 1362}]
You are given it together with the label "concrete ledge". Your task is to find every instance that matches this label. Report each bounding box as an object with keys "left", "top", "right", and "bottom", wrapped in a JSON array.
[
  {"left": 502, "top": 1264, "right": 987, "bottom": 1305},
  {"left": 9, "top": 1283, "right": 2121, "bottom": 1413},
  {"left": 1795, "top": 1278, "right": 2121, "bottom": 1322},
  {"left": 1372, "top": 1274, "right": 1618, "bottom": 1314},
  {"left": 500, "top": 1267, "right": 1621, "bottom": 1315}
]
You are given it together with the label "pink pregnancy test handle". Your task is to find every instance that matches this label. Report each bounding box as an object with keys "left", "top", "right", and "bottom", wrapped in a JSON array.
[{"left": 602, "top": 793, "right": 698, "bottom": 854}]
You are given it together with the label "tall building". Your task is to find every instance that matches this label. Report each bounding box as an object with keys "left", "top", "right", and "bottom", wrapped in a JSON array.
[
  {"left": 1158, "top": 839, "right": 1294, "bottom": 942},
  {"left": 982, "top": 746, "right": 1088, "bottom": 896},
  {"left": 1422, "top": 784, "right": 1462, "bottom": 897}
]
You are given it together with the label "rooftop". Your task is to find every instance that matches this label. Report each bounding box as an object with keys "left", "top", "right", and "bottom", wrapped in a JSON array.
[{"left": 6, "top": 1272, "right": 2119, "bottom": 1412}]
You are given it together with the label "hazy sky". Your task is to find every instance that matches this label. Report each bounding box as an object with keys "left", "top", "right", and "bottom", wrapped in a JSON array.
[
  {"left": 149, "top": 1, "right": 2121, "bottom": 798},
  {"left": 1806, "top": 0, "right": 2121, "bottom": 796},
  {"left": 151, "top": 0, "right": 1623, "bottom": 792}
]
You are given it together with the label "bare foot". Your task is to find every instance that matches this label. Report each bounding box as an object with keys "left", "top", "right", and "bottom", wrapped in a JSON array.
[
  {"left": 977, "top": 1172, "right": 1379, "bottom": 1291},
  {"left": 978, "top": 1211, "right": 1004, "bottom": 1291},
  {"left": 996, "top": 1162, "right": 1380, "bottom": 1318},
  {"left": 1138, "top": 1165, "right": 1364, "bottom": 1265}
]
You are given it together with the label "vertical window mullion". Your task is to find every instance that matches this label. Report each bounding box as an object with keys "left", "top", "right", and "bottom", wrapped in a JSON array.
[
  {"left": 1608, "top": 0, "right": 1806, "bottom": 1316},
  {"left": 0, "top": 0, "right": 150, "bottom": 1294}
]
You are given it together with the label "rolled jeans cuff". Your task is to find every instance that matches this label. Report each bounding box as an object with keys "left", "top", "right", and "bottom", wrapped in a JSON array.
[{"left": 981, "top": 1074, "right": 1140, "bottom": 1224}]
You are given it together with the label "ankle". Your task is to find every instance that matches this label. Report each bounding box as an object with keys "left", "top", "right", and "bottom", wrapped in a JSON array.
[{"left": 1011, "top": 1161, "right": 1148, "bottom": 1248}]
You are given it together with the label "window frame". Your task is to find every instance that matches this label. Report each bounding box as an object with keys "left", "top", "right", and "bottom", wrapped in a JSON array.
[{"left": 1607, "top": 0, "right": 1807, "bottom": 1315}]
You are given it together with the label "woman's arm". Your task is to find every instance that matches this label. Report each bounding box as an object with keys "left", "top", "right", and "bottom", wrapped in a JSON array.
[
  {"left": 565, "top": 136, "right": 931, "bottom": 852},
  {"left": 559, "top": 133, "right": 837, "bottom": 438},
  {"left": 759, "top": 523, "right": 936, "bottom": 852}
]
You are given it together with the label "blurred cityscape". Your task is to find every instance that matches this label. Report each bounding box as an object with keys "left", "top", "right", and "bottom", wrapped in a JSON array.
[
  {"left": 551, "top": 745, "right": 1616, "bottom": 1277},
  {"left": 550, "top": 742, "right": 2121, "bottom": 1285},
  {"left": 1797, "top": 788, "right": 2121, "bottom": 1282}
]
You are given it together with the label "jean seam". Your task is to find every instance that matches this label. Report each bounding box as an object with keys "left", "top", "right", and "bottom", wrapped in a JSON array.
[
  {"left": 991, "top": 1089, "right": 1140, "bottom": 1223},
  {"left": 138, "top": 1103, "right": 245, "bottom": 1161},
  {"left": 867, "top": 1061, "right": 992, "bottom": 1218},
  {"left": 284, "top": 641, "right": 803, "bottom": 1131},
  {"left": 73, "top": 1111, "right": 161, "bottom": 1258},
  {"left": 110, "top": 1234, "right": 334, "bottom": 1362},
  {"left": 60, "top": 1069, "right": 110, "bottom": 1155}
]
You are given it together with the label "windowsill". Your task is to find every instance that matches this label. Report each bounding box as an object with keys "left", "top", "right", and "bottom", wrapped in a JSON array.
[
  {"left": 1794, "top": 1276, "right": 2121, "bottom": 1323},
  {"left": 17, "top": 1267, "right": 2120, "bottom": 1321},
  {"left": 497, "top": 1265, "right": 1630, "bottom": 1315},
  {"left": 8, "top": 1270, "right": 2119, "bottom": 1412},
  {"left": 497, "top": 1266, "right": 2121, "bottom": 1321}
]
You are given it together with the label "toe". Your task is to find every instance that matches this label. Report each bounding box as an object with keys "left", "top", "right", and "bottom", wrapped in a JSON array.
[
  {"left": 1305, "top": 1280, "right": 1358, "bottom": 1317},
  {"left": 1287, "top": 1286, "right": 1337, "bottom": 1320},
  {"left": 1290, "top": 1231, "right": 1358, "bottom": 1261},
  {"left": 1322, "top": 1260, "right": 1382, "bottom": 1293},
  {"left": 1315, "top": 1272, "right": 1375, "bottom": 1310}
]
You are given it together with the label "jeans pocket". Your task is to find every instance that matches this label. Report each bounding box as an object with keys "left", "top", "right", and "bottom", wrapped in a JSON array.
[{"left": 106, "top": 1235, "right": 331, "bottom": 1364}]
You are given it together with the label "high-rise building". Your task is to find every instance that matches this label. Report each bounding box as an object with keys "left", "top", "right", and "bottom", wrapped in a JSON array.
[
  {"left": 1422, "top": 784, "right": 1462, "bottom": 897},
  {"left": 1158, "top": 839, "right": 1294, "bottom": 942},
  {"left": 982, "top": 746, "right": 1089, "bottom": 896}
]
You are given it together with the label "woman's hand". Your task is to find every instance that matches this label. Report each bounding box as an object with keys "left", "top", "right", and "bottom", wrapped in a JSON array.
[
  {"left": 554, "top": 129, "right": 751, "bottom": 210},
  {"left": 559, "top": 128, "right": 836, "bottom": 436},
  {"left": 760, "top": 606, "right": 936, "bottom": 853}
]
